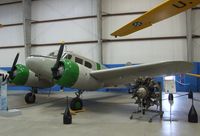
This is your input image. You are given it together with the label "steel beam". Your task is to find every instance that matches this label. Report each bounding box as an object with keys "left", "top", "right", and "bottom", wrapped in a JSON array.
[
  {"left": 23, "top": 0, "right": 32, "bottom": 58},
  {"left": 97, "top": 0, "right": 102, "bottom": 63},
  {"left": 186, "top": 9, "right": 193, "bottom": 62},
  {"left": 2, "top": 35, "right": 200, "bottom": 50}
]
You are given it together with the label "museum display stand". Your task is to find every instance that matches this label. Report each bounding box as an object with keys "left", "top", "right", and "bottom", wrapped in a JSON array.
[{"left": 0, "top": 76, "right": 21, "bottom": 117}]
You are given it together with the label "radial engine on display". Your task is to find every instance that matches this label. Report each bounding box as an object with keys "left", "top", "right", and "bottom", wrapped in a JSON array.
[{"left": 131, "top": 77, "right": 161, "bottom": 110}]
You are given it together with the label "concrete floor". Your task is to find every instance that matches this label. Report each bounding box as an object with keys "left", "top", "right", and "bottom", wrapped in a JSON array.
[{"left": 0, "top": 91, "right": 200, "bottom": 136}]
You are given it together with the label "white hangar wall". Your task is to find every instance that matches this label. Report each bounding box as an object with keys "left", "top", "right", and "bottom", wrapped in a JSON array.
[
  {"left": 0, "top": 0, "right": 200, "bottom": 66},
  {"left": 31, "top": 0, "right": 97, "bottom": 43},
  {"left": 103, "top": 40, "right": 187, "bottom": 64},
  {"left": 0, "top": 1, "right": 24, "bottom": 66}
]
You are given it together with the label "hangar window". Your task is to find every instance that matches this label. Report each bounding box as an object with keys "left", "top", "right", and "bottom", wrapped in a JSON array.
[
  {"left": 75, "top": 57, "right": 83, "bottom": 64},
  {"left": 65, "top": 54, "right": 72, "bottom": 60},
  {"left": 85, "top": 61, "right": 92, "bottom": 69}
]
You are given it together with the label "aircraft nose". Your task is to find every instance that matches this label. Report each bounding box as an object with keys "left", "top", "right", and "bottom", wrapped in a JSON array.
[{"left": 26, "top": 56, "right": 56, "bottom": 79}]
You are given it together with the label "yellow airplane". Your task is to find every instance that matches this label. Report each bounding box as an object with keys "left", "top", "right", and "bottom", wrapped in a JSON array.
[{"left": 111, "top": 0, "right": 200, "bottom": 37}]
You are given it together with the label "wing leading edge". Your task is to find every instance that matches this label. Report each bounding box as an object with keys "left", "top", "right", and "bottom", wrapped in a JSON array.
[
  {"left": 111, "top": 0, "right": 200, "bottom": 37},
  {"left": 90, "top": 61, "right": 193, "bottom": 86}
]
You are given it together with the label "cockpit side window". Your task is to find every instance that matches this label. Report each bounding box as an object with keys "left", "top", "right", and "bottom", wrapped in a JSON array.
[
  {"left": 65, "top": 54, "right": 72, "bottom": 59},
  {"left": 85, "top": 61, "right": 92, "bottom": 69},
  {"left": 75, "top": 57, "right": 83, "bottom": 64}
]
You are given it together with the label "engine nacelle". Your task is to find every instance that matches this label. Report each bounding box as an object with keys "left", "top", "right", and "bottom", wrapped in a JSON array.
[
  {"left": 55, "top": 60, "right": 103, "bottom": 90},
  {"left": 10, "top": 64, "right": 53, "bottom": 88},
  {"left": 10, "top": 64, "right": 29, "bottom": 85}
]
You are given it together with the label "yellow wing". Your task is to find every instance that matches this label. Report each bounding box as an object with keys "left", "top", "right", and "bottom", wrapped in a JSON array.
[
  {"left": 186, "top": 73, "right": 200, "bottom": 78},
  {"left": 111, "top": 0, "right": 200, "bottom": 37}
]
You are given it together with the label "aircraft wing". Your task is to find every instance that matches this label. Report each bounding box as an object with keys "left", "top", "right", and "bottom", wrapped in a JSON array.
[
  {"left": 186, "top": 73, "right": 200, "bottom": 78},
  {"left": 111, "top": 0, "right": 200, "bottom": 37},
  {"left": 90, "top": 61, "right": 193, "bottom": 86}
]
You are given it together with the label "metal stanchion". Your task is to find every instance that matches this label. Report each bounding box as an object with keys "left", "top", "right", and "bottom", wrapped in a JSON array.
[
  {"left": 188, "top": 91, "right": 198, "bottom": 123},
  {"left": 63, "top": 96, "right": 72, "bottom": 124},
  {"left": 168, "top": 93, "right": 174, "bottom": 123}
]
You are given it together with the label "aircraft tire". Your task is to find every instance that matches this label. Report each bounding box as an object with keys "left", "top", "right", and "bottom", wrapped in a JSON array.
[
  {"left": 25, "top": 92, "right": 36, "bottom": 104},
  {"left": 70, "top": 97, "right": 83, "bottom": 111}
]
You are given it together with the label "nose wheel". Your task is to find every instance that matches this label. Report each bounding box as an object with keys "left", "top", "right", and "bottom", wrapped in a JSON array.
[
  {"left": 70, "top": 90, "right": 84, "bottom": 111},
  {"left": 25, "top": 92, "right": 36, "bottom": 104},
  {"left": 70, "top": 97, "right": 83, "bottom": 110}
]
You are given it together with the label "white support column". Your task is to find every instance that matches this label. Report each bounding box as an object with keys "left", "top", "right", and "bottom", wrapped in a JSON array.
[
  {"left": 186, "top": 9, "right": 193, "bottom": 62},
  {"left": 97, "top": 0, "right": 103, "bottom": 64},
  {"left": 23, "top": 0, "right": 32, "bottom": 59}
]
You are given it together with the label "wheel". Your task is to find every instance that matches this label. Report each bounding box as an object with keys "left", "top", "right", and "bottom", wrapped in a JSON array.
[
  {"left": 25, "top": 92, "right": 36, "bottom": 104},
  {"left": 70, "top": 97, "right": 83, "bottom": 111}
]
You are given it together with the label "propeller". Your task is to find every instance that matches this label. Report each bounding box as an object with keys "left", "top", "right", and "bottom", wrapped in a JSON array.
[
  {"left": 51, "top": 44, "right": 64, "bottom": 80},
  {"left": 8, "top": 53, "right": 19, "bottom": 79}
]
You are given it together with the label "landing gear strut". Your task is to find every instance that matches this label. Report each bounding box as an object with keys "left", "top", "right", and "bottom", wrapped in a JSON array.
[
  {"left": 24, "top": 88, "right": 37, "bottom": 104},
  {"left": 70, "top": 90, "right": 84, "bottom": 111}
]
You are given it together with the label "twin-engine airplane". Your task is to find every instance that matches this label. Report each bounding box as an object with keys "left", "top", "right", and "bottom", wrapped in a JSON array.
[
  {"left": 7, "top": 45, "right": 192, "bottom": 110},
  {"left": 3, "top": 0, "right": 200, "bottom": 110}
]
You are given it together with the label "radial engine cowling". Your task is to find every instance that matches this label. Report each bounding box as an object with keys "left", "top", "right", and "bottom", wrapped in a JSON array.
[
  {"left": 9, "top": 64, "right": 29, "bottom": 85},
  {"left": 53, "top": 59, "right": 102, "bottom": 90}
]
